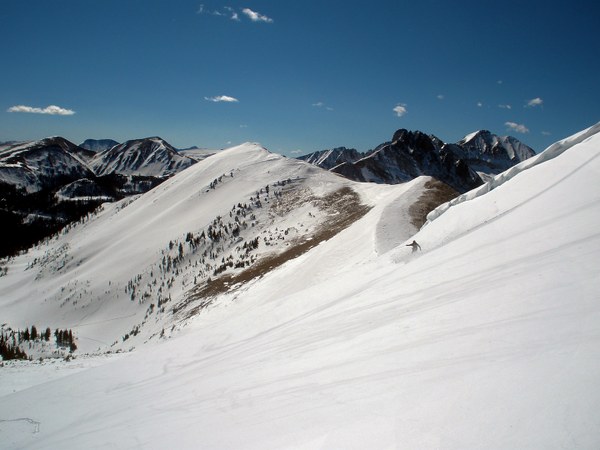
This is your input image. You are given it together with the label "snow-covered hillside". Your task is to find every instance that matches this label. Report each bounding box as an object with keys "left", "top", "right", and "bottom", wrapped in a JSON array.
[
  {"left": 0, "top": 143, "right": 414, "bottom": 354},
  {"left": 1, "top": 124, "right": 599, "bottom": 449}
]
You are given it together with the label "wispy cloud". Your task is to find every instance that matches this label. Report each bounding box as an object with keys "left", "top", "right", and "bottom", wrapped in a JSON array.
[
  {"left": 290, "top": 149, "right": 303, "bottom": 155},
  {"left": 498, "top": 104, "right": 512, "bottom": 110},
  {"left": 393, "top": 104, "right": 407, "bottom": 117},
  {"left": 242, "top": 8, "right": 273, "bottom": 23},
  {"left": 541, "top": 131, "right": 552, "bottom": 136},
  {"left": 505, "top": 121, "right": 529, "bottom": 134},
  {"left": 526, "top": 97, "right": 543, "bottom": 108},
  {"left": 204, "top": 95, "right": 239, "bottom": 103},
  {"left": 224, "top": 6, "right": 239, "bottom": 21},
  {"left": 312, "top": 101, "right": 333, "bottom": 111},
  {"left": 7, "top": 104, "right": 75, "bottom": 115},
  {"left": 477, "top": 101, "right": 483, "bottom": 107},
  {"left": 197, "top": 5, "right": 247, "bottom": 22},
  {"left": 437, "top": 94, "right": 445, "bottom": 100}
]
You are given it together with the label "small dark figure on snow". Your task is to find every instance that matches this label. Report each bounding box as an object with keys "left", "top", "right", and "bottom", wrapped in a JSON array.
[{"left": 407, "top": 240, "right": 421, "bottom": 253}]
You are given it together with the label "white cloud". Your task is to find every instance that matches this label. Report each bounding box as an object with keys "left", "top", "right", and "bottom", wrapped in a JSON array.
[
  {"left": 498, "top": 104, "right": 512, "bottom": 110},
  {"left": 290, "top": 149, "right": 303, "bottom": 155},
  {"left": 477, "top": 101, "right": 483, "bottom": 107},
  {"left": 393, "top": 104, "right": 407, "bottom": 117},
  {"left": 541, "top": 131, "right": 552, "bottom": 136},
  {"left": 204, "top": 95, "right": 239, "bottom": 103},
  {"left": 526, "top": 97, "right": 543, "bottom": 108},
  {"left": 198, "top": 5, "right": 240, "bottom": 21},
  {"left": 505, "top": 121, "right": 529, "bottom": 134},
  {"left": 7, "top": 104, "right": 75, "bottom": 115},
  {"left": 242, "top": 8, "right": 273, "bottom": 23},
  {"left": 437, "top": 94, "right": 445, "bottom": 100}
]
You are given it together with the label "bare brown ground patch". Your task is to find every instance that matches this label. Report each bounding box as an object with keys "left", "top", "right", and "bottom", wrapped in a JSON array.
[
  {"left": 174, "top": 187, "right": 371, "bottom": 319},
  {"left": 409, "top": 179, "right": 459, "bottom": 229}
]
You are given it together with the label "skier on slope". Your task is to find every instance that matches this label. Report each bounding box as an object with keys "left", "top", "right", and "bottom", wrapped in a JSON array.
[{"left": 407, "top": 240, "right": 421, "bottom": 253}]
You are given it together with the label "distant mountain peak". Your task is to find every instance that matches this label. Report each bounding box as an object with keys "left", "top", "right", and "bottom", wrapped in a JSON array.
[
  {"left": 297, "top": 146, "right": 362, "bottom": 170},
  {"left": 300, "top": 128, "right": 535, "bottom": 193},
  {"left": 91, "top": 136, "right": 197, "bottom": 177},
  {"left": 456, "top": 129, "right": 536, "bottom": 178},
  {"left": 0, "top": 136, "right": 94, "bottom": 193}
]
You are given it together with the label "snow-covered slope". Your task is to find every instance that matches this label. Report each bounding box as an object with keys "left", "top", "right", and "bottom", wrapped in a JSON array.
[
  {"left": 91, "top": 137, "right": 197, "bottom": 177},
  {"left": 0, "top": 143, "right": 410, "bottom": 353},
  {"left": 1, "top": 125, "right": 599, "bottom": 449}
]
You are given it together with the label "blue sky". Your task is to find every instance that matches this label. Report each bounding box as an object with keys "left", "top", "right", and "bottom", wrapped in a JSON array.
[{"left": 1, "top": 0, "right": 599, "bottom": 155}]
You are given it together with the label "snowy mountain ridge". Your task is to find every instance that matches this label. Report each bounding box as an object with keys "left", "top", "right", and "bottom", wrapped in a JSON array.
[
  {"left": 90, "top": 136, "right": 197, "bottom": 177},
  {"left": 458, "top": 129, "right": 533, "bottom": 161},
  {"left": 0, "top": 137, "right": 95, "bottom": 193},
  {"left": 301, "top": 128, "right": 535, "bottom": 189},
  {"left": 0, "top": 143, "right": 416, "bottom": 353},
  {"left": 0, "top": 136, "right": 206, "bottom": 256},
  {"left": 427, "top": 121, "right": 600, "bottom": 225},
  {"left": 1, "top": 123, "right": 599, "bottom": 449}
]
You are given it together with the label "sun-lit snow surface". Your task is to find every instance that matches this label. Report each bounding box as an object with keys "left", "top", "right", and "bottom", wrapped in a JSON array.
[
  {"left": 2, "top": 125, "right": 600, "bottom": 449},
  {"left": 0, "top": 143, "right": 407, "bottom": 353}
]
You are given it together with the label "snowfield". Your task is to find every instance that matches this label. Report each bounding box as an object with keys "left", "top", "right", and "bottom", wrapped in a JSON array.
[{"left": 1, "top": 123, "right": 600, "bottom": 449}]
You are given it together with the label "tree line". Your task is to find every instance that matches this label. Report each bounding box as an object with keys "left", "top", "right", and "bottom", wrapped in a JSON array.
[{"left": 0, "top": 326, "right": 77, "bottom": 360}]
